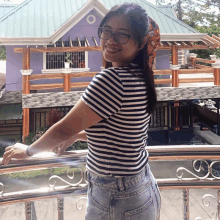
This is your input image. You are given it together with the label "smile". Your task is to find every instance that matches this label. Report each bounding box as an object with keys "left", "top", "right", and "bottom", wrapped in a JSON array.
[{"left": 105, "top": 46, "right": 121, "bottom": 54}]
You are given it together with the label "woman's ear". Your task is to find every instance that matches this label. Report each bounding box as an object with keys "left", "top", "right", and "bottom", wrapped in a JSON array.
[{"left": 139, "top": 36, "right": 148, "bottom": 51}]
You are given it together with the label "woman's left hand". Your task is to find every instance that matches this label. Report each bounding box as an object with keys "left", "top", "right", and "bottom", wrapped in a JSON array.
[{"left": 2, "top": 143, "right": 30, "bottom": 165}]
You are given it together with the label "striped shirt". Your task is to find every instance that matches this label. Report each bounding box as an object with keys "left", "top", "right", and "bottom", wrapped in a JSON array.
[{"left": 81, "top": 65, "right": 151, "bottom": 177}]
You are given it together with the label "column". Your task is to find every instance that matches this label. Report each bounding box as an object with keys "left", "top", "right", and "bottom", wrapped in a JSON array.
[
  {"left": 171, "top": 45, "right": 180, "bottom": 130},
  {"left": 211, "top": 59, "right": 220, "bottom": 85},
  {"left": 20, "top": 48, "right": 32, "bottom": 143},
  {"left": 189, "top": 53, "right": 197, "bottom": 69},
  {"left": 62, "top": 69, "right": 71, "bottom": 92}
]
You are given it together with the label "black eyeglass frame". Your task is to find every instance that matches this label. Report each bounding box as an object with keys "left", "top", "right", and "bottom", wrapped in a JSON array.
[{"left": 98, "top": 27, "right": 132, "bottom": 45}]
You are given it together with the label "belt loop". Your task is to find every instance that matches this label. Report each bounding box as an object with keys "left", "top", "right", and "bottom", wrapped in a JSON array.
[
  {"left": 145, "top": 163, "right": 148, "bottom": 174},
  {"left": 117, "top": 177, "right": 124, "bottom": 191}
]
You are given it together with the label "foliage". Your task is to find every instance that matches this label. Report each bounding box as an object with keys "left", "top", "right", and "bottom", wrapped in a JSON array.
[
  {"left": 156, "top": 0, "right": 220, "bottom": 59},
  {"left": 5, "top": 167, "right": 81, "bottom": 179},
  {"left": 0, "top": 46, "right": 6, "bottom": 60},
  {"left": 46, "top": 108, "right": 64, "bottom": 128},
  {"left": 190, "top": 24, "right": 220, "bottom": 59},
  {"left": 65, "top": 53, "right": 73, "bottom": 64}
]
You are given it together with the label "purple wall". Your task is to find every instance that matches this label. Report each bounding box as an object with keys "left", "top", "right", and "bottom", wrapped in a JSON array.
[
  {"left": 156, "top": 50, "right": 170, "bottom": 70},
  {"left": 6, "top": 46, "right": 23, "bottom": 91},
  {"left": 6, "top": 10, "right": 171, "bottom": 91}
]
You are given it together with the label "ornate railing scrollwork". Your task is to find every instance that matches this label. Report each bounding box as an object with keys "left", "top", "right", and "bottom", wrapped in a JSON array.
[
  {"left": 0, "top": 182, "right": 4, "bottom": 196},
  {"left": 76, "top": 197, "right": 88, "bottom": 210},
  {"left": 195, "top": 193, "right": 219, "bottom": 220},
  {"left": 176, "top": 160, "right": 220, "bottom": 180},
  {"left": 49, "top": 167, "right": 88, "bottom": 189}
]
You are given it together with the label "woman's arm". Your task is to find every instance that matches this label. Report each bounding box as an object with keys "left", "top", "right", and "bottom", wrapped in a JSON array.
[
  {"left": 27, "top": 99, "right": 96, "bottom": 156},
  {"left": 53, "top": 130, "right": 88, "bottom": 155},
  {"left": 2, "top": 99, "right": 102, "bottom": 164},
  {"left": 77, "top": 130, "right": 88, "bottom": 142}
]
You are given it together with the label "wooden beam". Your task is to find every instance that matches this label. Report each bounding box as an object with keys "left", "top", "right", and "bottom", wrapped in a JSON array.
[
  {"left": 77, "top": 37, "right": 81, "bottom": 47},
  {"left": 85, "top": 37, "right": 90, "bottom": 47},
  {"left": 179, "top": 68, "right": 214, "bottom": 74},
  {"left": 179, "top": 78, "right": 214, "bottom": 83},
  {"left": 63, "top": 74, "right": 71, "bottom": 92},
  {"left": 212, "top": 34, "right": 220, "bottom": 42},
  {"left": 153, "top": 69, "right": 172, "bottom": 75},
  {"left": 206, "top": 35, "right": 220, "bottom": 47},
  {"left": 30, "top": 73, "right": 63, "bottom": 81},
  {"left": 201, "top": 40, "right": 208, "bottom": 46},
  {"left": 71, "top": 82, "right": 90, "bottom": 88},
  {"left": 69, "top": 37, "right": 73, "bottom": 47},
  {"left": 202, "top": 37, "right": 215, "bottom": 46},
  {"left": 195, "top": 64, "right": 212, "bottom": 69},
  {"left": 157, "top": 46, "right": 171, "bottom": 50},
  {"left": 195, "top": 57, "right": 215, "bottom": 64},
  {"left": 154, "top": 79, "right": 172, "bottom": 84},
  {"left": 23, "top": 108, "right": 30, "bottom": 143},
  {"left": 214, "top": 68, "right": 220, "bottom": 85},
  {"left": 14, "top": 43, "right": 209, "bottom": 54},
  {"left": 30, "top": 72, "right": 98, "bottom": 81},
  {"left": 172, "top": 45, "right": 178, "bottom": 87},
  {"left": 70, "top": 72, "right": 97, "bottom": 78},
  {"left": 93, "top": 36, "right": 98, "bottom": 47},
  {"left": 180, "top": 42, "right": 187, "bottom": 47},
  {"left": 22, "top": 48, "right": 31, "bottom": 142},
  {"left": 23, "top": 48, "right": 30, "bottom": 70},
  {"left": 23, "top": 46, "right": 102, "bottom": 53},
  {"left": 30, "top": 83, "right": 63, "bottom": 90}
]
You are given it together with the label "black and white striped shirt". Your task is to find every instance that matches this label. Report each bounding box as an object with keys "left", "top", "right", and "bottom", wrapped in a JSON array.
[{"left": 81, "top": 66, "right": 151, "bottom": 177}]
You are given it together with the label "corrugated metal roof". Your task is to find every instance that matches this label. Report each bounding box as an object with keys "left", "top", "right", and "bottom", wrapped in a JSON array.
[
  {"left": 0, "top": 0, "right": 198, "bottom": 38},
  {"left": 0, "top": 103, "right": 22, "bottom": 120},
  {"left": 157, "top": 5, "right": 176, "bottom": 18},
  {"left": 0, "top": 4, "right": 17, "bottom": 19}
]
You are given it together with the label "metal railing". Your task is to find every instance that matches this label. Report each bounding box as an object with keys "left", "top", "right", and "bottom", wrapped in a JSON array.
[{"left": 0, "top": 145, "right": 220, "bottom": 220}]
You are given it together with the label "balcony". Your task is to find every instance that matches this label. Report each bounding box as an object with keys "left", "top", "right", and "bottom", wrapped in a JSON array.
[{"left": 0, "top": 145, "right": 219, "bottom": 220}]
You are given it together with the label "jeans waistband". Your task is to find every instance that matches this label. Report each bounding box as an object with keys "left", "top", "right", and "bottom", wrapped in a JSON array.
[{"left": 87, "top": 163, "right": 151, "bottom": 191}]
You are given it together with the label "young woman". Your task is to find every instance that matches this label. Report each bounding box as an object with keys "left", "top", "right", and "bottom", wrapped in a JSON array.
[{"left": 2, "top": 3, "right": 161, "bottom": 220}]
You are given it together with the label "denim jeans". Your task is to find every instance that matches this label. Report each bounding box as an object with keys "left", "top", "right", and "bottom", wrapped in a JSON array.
[{"left": 85, "top": 163, "right": 161, "bottom": 220}]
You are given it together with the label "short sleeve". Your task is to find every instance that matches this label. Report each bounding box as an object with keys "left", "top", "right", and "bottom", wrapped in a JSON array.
[{"left": 81, "top": 68, "right": 124, "bottom": 120}]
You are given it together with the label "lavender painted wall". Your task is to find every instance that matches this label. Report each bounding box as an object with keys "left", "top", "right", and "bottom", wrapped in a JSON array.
[
  {"left": 6, "top": 46, "right": 44, "bottom": 91},
  {"left": 62, "top": 10, "right": 103, "bottom": 84},
  {"left": 156, "top": 50, "right": 170, "bottom": 70},
  {"left": 6, "top": 46, "right": 22, "bottom": 91}
]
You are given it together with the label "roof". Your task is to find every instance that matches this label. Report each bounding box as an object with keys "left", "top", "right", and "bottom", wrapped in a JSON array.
[
  {"left": 0, "top": 0, "right": 205, "bottom": 45},
  {"left": 0, "top": 4, "right": 17, "bottom": 19},
  {"left": 157, "top": 5, "right": 176, "bottom": 18},
  {"left": 0, "top": 103, "right": 22, "bottom": 120},
  {"left": 0, "top": 90, "right": 22, "bottom": 104}
]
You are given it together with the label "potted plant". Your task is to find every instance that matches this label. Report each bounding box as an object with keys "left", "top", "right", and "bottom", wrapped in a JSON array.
[{"left": 64, "top": 52, "right": 73, "bottom": 68}]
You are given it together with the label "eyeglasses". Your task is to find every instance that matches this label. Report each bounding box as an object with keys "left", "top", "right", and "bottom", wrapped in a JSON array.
[{"left": 98, "top": 27, "right": 132, "bottom": 45}]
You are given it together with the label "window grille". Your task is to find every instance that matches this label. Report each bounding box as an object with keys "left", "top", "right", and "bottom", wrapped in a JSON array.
[{"left": 46, "top": 40, "right": 86, "bottom": 69}]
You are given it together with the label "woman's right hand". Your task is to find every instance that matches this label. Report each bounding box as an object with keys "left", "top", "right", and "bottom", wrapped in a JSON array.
[{"left": 52, "top": 134, "right": 78, "bottom": 156}]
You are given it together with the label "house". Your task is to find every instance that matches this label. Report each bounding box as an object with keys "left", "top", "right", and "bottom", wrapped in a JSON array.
[{"left": 0, "top": 0, "right": 219, "bottom": 144}]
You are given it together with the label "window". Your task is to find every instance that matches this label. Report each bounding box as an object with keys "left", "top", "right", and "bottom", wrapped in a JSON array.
[{"left": 42, "top": 40, "right": 89, "bottom": 73}]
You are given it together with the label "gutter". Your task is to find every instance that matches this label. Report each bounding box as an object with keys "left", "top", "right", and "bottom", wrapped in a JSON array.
[{"left": 160, "top": 33, "right": 207, "bottom": 42}]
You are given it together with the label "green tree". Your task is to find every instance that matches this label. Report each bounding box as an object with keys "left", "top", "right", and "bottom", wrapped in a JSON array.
[
  {"left": 156, "top": 0, "right": 220, "bottom": 59},
  {"left": 0, "top": 46, "right": 6, "bottom": 60}
]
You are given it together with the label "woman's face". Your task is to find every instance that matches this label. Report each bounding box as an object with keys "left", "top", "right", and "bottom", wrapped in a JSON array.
[{"left": 100, "top": 15, "right": 140, "bottom": 67}]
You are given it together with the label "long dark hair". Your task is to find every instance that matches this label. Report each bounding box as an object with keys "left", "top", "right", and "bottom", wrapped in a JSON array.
[{"left": 98, "top": 3, "right": 158, "bottom": 115}]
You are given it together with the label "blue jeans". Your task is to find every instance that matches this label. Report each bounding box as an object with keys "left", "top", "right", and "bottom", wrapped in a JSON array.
[{"left": 85, "top": 163, "right": 161, "bottom": 220}]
